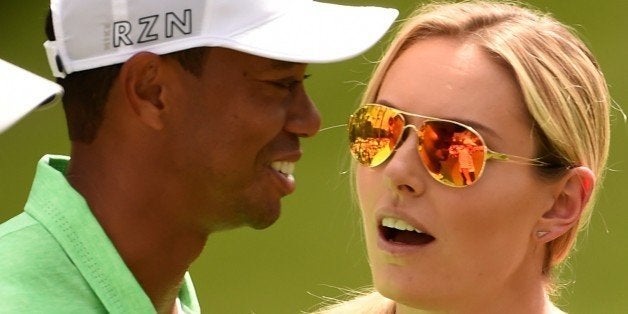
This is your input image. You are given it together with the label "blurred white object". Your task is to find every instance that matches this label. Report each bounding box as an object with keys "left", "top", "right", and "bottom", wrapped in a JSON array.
[{"left": 0, "top": 58, "right": 63, "bottom": 133}]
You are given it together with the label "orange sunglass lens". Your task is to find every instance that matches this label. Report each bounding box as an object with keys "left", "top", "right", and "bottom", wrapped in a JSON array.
[
  {"left": 419, "top": 121, "right": 486, "bottom": 187},
  {"left": 349, "top": 105, "right": 405, "bottom": 167}
]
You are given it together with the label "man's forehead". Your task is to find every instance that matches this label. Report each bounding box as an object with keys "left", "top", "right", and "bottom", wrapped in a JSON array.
[
  {"left": 207, "top": 47, "right": 305, "bottom": 72},
  {"left": 270, "top": 60, "right": 305, "bottom": 70}
]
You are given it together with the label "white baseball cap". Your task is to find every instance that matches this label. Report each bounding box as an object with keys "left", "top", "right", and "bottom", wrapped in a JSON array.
[
  {"left": 0, "top": 59, "right": 63, "bottom": 134},
  {"left": 44, "top": 0, "right": 399, "bottom": 78}
]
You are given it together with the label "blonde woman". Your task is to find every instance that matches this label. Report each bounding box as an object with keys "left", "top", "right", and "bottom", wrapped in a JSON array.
[{"left": 317, "top": 1, "right": 611, "bottom": 313}]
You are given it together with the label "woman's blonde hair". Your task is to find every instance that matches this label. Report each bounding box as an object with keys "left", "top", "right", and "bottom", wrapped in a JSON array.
[{"left": 317, "top": 1, "right": 611, "bottom": 312}]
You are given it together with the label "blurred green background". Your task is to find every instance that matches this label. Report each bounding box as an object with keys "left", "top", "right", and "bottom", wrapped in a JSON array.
[{"left": 1, "top": 1, "right": 626, "bottom": 313}]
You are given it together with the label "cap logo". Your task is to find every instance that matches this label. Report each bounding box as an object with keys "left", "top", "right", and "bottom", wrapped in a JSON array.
[{"left": 112, "top": 9, "right": 192, "bottom": 48}]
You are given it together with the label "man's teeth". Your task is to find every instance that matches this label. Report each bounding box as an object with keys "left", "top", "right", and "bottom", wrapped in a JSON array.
[
  {"left": 381, "top": 217, "right": 423, "bottom": 233},
  {"left": 270, "top": 161, "right": 295, "bottom": 176}
]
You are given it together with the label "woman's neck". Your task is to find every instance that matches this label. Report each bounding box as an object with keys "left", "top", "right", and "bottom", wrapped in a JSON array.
[{"left": 394, "top": 293, "right": 564, "bottom": 314}]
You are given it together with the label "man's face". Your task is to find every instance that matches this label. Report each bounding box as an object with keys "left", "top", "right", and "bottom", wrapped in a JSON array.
[{"left": 158, "top": 48, "right": 320, "bottom": 232}]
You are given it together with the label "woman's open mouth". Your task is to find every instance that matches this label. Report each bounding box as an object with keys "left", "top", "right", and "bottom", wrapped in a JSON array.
[{"left": 379, "top": 217, "right": 435, "bottom": 246}]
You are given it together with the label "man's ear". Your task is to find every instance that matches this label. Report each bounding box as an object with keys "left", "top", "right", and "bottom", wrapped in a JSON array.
[
  {"left": 534, "top": 166, "right": 595, "bottom": 242},
  {"left": 119, "top": 52, "right": 167, "bottom": 130}
]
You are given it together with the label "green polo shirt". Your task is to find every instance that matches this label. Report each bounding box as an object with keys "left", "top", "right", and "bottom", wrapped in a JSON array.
[{"left": 0, "top": 155, "right": 200, "bottom": 313}]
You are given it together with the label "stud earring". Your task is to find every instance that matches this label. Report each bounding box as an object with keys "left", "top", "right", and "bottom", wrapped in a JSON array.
[{"left": 536, "top": 231, "right": 549, "bottom": 238}]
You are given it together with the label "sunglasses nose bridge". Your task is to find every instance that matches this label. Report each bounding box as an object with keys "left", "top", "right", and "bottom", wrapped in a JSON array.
[
  {"left": 400, "top": 123, "right": 420, "bottom": 135},
  {"left": 405, "top": 124, "right": 419, "bottom": 132},
  {"left": 390, "top": 124, "right": 419, "bottom": 149},
  {"left": 401, "top": 123, "right": 422, "bottom": 143},
  {"left": 391, "top": 124, "right": 422, "bottom": 159}
]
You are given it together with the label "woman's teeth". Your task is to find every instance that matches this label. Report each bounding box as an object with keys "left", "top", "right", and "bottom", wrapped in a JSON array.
[{"left": 381, "top": 217, "right": 423, "bottom": 233}]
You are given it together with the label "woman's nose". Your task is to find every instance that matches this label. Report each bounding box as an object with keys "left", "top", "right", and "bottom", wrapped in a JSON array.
[{"left": 382, "top": 132, "right": 428, "bottom": 197}]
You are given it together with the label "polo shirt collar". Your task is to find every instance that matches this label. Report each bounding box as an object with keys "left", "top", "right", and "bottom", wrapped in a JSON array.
[{"left": 25, "top": 155, "right": 200, "bottom": 313}]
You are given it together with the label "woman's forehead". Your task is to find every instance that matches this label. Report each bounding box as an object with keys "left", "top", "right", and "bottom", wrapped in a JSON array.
[
  {"left": 384, "top": 40, "right": 525, "bottom": 112},
  {"left": 378, "top": 37, "right": 534, "bottom": 150}
]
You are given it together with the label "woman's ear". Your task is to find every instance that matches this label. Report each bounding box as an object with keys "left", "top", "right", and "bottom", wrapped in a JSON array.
[
  {"left": 534, "top": 166, "right": 595, "bottom": 242},
  {"left": 119, "top": 52, "right": 166, "bottom": 130}
]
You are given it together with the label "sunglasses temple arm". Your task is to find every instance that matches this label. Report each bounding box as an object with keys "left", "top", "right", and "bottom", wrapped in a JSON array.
[
  {"left": 319, "top": 123, "right": 348, "bottom": 133},
  {"left": 486, "top": 149, "right": 550, "bottom": 167}
]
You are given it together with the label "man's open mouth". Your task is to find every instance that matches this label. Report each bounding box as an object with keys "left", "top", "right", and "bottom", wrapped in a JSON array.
[
  {"left": 270, "top": 161, "right": 295, "bottom": 179},
  {"left": 379, "top": 217, "right": 435, "bottom": 245}
]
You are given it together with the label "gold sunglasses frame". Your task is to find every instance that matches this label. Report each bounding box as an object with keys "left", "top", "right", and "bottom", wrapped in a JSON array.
[{"left": 348, "top": 103, "right": 552, "bottom": 187}]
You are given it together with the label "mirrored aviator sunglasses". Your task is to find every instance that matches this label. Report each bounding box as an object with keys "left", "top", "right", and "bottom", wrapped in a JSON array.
[{"left": 348, "top": 103, "right": 553, "bottom": 187}]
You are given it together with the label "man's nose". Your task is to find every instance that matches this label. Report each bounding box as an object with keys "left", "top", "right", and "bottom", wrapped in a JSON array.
[{"left": 284, "top": 86, "right": 322, "bottom": 137}]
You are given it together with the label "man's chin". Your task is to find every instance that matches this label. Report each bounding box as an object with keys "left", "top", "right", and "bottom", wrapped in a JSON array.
[
  {"left": 247, "top": 214, "right": 280, "bottom": 230},
  {"left": 247, "top": 206, "right": 282, "bottom": 230}
]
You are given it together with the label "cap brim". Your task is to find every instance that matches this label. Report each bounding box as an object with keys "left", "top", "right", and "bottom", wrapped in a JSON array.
[
  {"left": 221, "top": 2, "right": 398, "bottom": 63},
  {"left": 0, "top": 59, "right": 63, "bottom": 134}
]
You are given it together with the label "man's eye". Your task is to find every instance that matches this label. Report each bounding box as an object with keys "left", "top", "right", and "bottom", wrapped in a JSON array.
[
  {"left": 268, "top": 74, "right": 311, "bottom": 91},
  {"left": 271, "top": 80, "right": 299, "bottom": 90}
]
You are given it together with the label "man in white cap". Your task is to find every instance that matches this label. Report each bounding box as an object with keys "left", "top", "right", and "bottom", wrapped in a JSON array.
[
  {"left": 0, "top": 59, "right": 63, "bottom": 134},
  {"left": 0, "top": 0, "right": 397, "bottom": 312}
]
